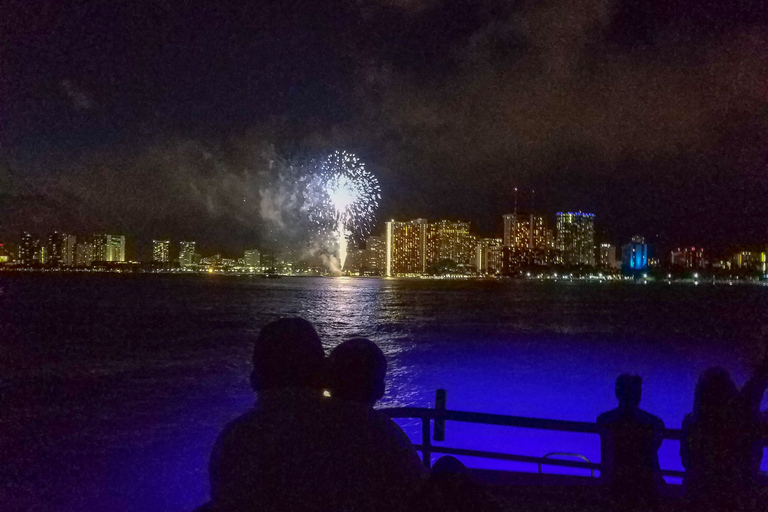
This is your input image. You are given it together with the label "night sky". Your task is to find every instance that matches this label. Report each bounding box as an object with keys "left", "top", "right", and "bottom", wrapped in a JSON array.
[{"left": 3, "top": 0, "right": 768, "bottom": 259}]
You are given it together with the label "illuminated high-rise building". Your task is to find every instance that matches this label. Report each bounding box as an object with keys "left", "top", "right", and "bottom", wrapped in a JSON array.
[
  {"left": 425, "top": 220, "right": 475, "bottom": 268},
  {"left": 731, "top": 251, "right": 767, "bottom": 273},
  {"left": 47, "top": 232, "right": 76, "bottom": 267},
  {"left": 108, "top": 235, "right": 125, "bottom": 262},
  {"left": 556, "top": 212, "right": 595, "bottom": 266},
  {"left": 502, "top": 213, "right": 556, "bottom": 268},
  {"left": 244, "top": 249, "right": 261, "bottom": 267},
  {"left": 76, "top": 241, "right": 95, "bottom": 267},
  {"left": 503, "top": 213, "right": 554, "bottom": 250},
  {"left": 621, "top": 236, "right": 647, "bottom": 271},
  {"left": 153, "top": 240, "right": 170, "bottom": 263},
  {"left": 91, "top": 234, "right": 126, "bottom": 262},
  {"left": 365, "top": 236, "right": 386, "bottom": 274},
  {"left": 19, "top": 232, "right": 40, "bottom": 266},
  {"left": 670, "top": 247, "right": 706, "bottom": 269},
  {"left": 476, "top": 238, "right": 503, "bottom": 274},
  {"left": 386, "top": 219, "right": 428, "bottom": 276},
  {"left": 179, "top": 241, "right": 196, "bottom": 267},
  {"left": 599, "top": 243, "right": 618, "bottom": 270}
]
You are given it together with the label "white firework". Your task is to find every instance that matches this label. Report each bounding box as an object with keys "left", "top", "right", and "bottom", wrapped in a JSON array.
[{"left": 311, "top": 151, "right": 380, "bottom": 270}]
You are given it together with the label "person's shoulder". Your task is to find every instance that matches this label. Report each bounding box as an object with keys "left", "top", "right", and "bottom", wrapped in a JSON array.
[
  {"left": 596, "top": 407, "right": 620, "bottom": 425},
  {"left": 636, "top": 408, "right": 665, "bottom": 429},
  {"left": 211, "top": 408, "right": 265, "bottom": 456}
]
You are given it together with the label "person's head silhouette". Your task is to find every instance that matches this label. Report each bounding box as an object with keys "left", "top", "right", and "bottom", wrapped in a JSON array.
[
  {"left": 615, "top": 374, "right": 642, "bottom": 408},
  {"left": 250, "top": 317, "right": 325, "bottom": 392},
  {"left": 693, "top": 366, "right": 738, "bottom": 419},
  {"left": 328, "top": 338, "right": 386, "bottom": 406}
]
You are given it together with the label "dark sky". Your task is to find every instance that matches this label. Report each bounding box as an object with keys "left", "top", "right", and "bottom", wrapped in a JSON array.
[{"left": 2, "top": 0, "right": 768, "bottom": 259}]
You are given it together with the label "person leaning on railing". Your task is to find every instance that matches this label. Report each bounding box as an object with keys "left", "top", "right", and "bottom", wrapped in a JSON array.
[
  {"left": 596, "top": 374, "right": 665, "bottom": 509},
  {"left": 680, "top": 356, "right": 768, "bottom": 509}
]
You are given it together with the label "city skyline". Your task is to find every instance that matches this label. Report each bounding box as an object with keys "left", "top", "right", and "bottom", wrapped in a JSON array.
[{"left": 5, "top": 208, "right": 767, "bottom": 276}]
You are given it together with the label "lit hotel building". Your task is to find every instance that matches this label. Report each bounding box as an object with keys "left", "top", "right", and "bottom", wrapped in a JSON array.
[
  {"left": 179, "top": 241, "right": 196, "bottom": 267},
  {"left": 731, "top": 251, "right": 767, "bottom": 273},
  {"left": 425, "top": 220, "right": 475, "bottom": 268},
  {"left": 599, "top": 243, "right": 618, "bottom": 270},
  {"left": 76, "top": 241, "right": 95, "bottom": 267},
  {"left": 19, "top": 232, "right": 41, "bottom": 266},
  {"left": 153, "top": 240, "right": 170, "bottom": 263},
  {"left": 502, "top": 213, "right": 556, "bottom": 268},
  {"left": 621, "top": 236, "right": 647, "bottom": 271},
  {"left": 386, "top": 219, "right": 428, "bottom": 276},
  {"left": 476, "top": 238, "right": 503, "bottom": 274},
  {"left": 386, "top": 219, "right": 476, "bottom": 275},
  {"left": 48, "top": 232, "right": 76, "bottom": 267},
  {"left": 92, "top": 234, "right": 126, "bottom": 262},
  {"left": 365, "top": 236, "right": 386, "bottom": 274},
  {"left": 556, "top": 212, "right": 595, "bottom": 266},
  {"left": 670, "top": 247, "right": 706, "bottom": 269}
]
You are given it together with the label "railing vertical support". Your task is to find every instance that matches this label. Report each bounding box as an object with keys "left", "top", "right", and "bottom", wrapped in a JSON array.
[
  {"left": 434, "top": 389, "right": 446, "bottom": 442},
  {"left": 422, "top": 417, "right": 432, "bottom": 469}
]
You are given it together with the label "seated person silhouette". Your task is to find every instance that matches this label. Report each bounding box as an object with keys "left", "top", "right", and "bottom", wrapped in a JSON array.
[
  {"left": 327, "top": 338, "right": 387, "bottom": 406},
  {"left": 208, "top": 318, "right": 426, "bottom": 512},
  {"left": 680, "top": 361, "right": 768, "bottom": 509},
  {"left": 596, "top": 374, "right": 665, "bottom": 506}
]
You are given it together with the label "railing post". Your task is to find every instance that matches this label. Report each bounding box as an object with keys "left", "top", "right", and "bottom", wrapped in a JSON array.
[
  {"left": 422, "top": 417, "right": 432, "bottom": 469},
  {"left": 434, "top": 389, "right": 446, "bottom": 442}
]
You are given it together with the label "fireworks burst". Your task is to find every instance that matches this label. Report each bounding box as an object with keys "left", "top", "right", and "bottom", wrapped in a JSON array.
[{"left": 311, "top": 151, "right": 380, "bottom": 271}]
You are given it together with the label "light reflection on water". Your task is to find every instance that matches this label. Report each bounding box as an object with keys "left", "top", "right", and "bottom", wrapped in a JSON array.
[{"left": 2, "top": 275, "right": 768, "bottom": 511}]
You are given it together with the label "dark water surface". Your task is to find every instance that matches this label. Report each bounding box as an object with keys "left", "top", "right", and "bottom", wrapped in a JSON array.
[{"left": 1, "top": 274, "right": 767, "bottom": 511}]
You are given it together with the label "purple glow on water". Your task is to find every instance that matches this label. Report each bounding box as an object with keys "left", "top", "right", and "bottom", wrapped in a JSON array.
[{"left": 1, "top": 275, "right": 766, "bottom": 511}]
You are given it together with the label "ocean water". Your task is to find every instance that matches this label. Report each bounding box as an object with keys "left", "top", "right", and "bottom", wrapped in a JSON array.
[{"left": 1, "top": 274, "right": 767, "bottom": 511}]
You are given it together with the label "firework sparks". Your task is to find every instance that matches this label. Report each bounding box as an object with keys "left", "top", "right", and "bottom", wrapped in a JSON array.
[{"left": 313, "top": 151, "right": 380, "bottom": 271}]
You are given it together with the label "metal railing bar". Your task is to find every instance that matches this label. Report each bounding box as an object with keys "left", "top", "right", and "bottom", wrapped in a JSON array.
[
  {"left": 411, "top": 444, "right": 599, "bottom": 470},
  {"left": 383, "top": 406, "right": 685, "bottom": 439},
  {"left": 540, "top": 452, "right": 595, "bottom": 477}
]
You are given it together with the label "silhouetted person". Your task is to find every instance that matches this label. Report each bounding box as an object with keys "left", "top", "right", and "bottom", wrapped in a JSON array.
[
  {"left": 208, "top": 318, "right": 426, "bottom": 512},
  {"left": 328, "top": 338, "right": 387, "bottom": 406},
  {"left": 597, "top": 374, "right": 665, "bottom": 509},
  {"left": 680, "top": 361, "right": 768, "bottom": 510}
]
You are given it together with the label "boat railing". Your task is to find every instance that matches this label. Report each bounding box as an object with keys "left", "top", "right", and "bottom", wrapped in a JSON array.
[{"left": 380, "top": 389, "right": 689, "bottom": 479}]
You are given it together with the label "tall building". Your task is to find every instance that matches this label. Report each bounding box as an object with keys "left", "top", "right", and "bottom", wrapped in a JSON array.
[
  {"left": 76, "top": 241, "right": 95, "bottom": 267},
  {"left": 19, "top": 232, "right": 40, "bottom": 266},
  {"left": 670, "top": 247, "right": 706, "bottom": 269},
  {"left": 599, "top": 243, "right": 618, "bottom": 270},
  {"left": 425, "top": 220, "right": 475, "bottom": 269},
  {"left": 556, "top": 212, "right": 595, "bottom": 266},
  {"left": 476, "top": 238, "right": 503, "bottom": 274},
  {"left": 108, "top": 235, "right": 126, "bottom": 262},
  {"left": 503, "top": 213, "right": 554, "bottom": 250},
  {"left": 502, "top": 213, "right": 556, "bottom": 268},
  {"left": 153, "top": 240, "right": 170, "bottom": 263},
  {"left": 244, "top": 249, "right": 261, "bottom": 267},
  {"left": 47, "top": 232, "right": 76, "bottom": 267},
  {"left": 179, "top": 241, "right": 196, "bottom": 267},
  {"left": 365, "top": 236, "right": 386, "bottom": 274},
  {"left": 386, "top": 219, "right": 428, "bottom": 276},
  {"left": 92, "top": 234, "right": 126, "bottom": 262},
  {"left": 621, "top": 236, "right": 648, "bottom": 271},
  {"left": 730, "top": 251, "right": 767, "bottom": 273}
]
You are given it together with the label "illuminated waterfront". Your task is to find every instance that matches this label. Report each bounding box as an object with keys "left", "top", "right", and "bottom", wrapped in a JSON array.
[{"left": 1, "top": 275, "right": 767, "bottom": 511}]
